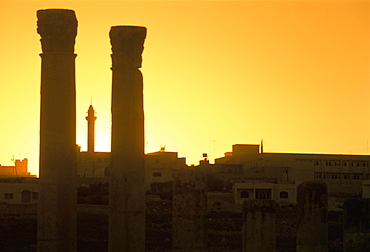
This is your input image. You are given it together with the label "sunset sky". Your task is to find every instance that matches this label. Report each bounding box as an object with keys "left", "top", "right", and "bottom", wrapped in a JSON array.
[{"left": 0, "top": 0, "right": 369, "bottom": 176}]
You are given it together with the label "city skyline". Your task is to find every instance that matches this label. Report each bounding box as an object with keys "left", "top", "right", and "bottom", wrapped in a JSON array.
[{"left": 0, "top": 0, "right": 369, "bottom": 176}]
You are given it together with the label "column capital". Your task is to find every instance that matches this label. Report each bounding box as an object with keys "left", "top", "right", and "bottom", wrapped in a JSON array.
[
  {"left": 110, "top": 26, "right": 147, "bottom": 68},
  {"left": 37, "top": 9, "right": 77, "bottom": 53}
]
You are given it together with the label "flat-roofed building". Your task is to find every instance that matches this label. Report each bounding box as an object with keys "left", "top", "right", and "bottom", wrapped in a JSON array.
[
  {"left": 207, "top": 144, "right": 370, "bottom": 194},
  {"left": 0, "top": 159, "right": 36, "bottom": 178}
]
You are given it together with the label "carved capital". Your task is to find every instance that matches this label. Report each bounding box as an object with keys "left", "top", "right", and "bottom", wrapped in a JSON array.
[
  {"left": 37, "top": 9, "right": 77, "bottom": 53},
  {"left": 110, "top": 26, "right": 147, "bottom": 69}
]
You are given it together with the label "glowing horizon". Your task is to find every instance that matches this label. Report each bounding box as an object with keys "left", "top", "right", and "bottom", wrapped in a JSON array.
[{"left": 0, "top": 0, "right": 369, "bottom": 176}]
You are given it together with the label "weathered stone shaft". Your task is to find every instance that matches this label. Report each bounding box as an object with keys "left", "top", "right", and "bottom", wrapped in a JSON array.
[
  {"left": 343, "top": 199, "right": 370, "bottom": 251},
  {"left": 243, "top": 200, "right": 276, "bottom": 252},
  {"left": 37, "top": 9, "right": 77, "bottom": 252},
  {"left": 109, "top": 26, "right": 146, "bottom": 252},
  {"left": 172, "top": 171, "right": 207, "bottom": 252},
  {"left": 296, "top": 182, "right": 328, "bottom": 252}
]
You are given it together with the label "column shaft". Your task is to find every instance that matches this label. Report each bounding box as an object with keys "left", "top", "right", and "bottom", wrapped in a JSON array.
[
  {"left": 296, "top": 182, "right": 328, "bottom": 252},
  {"left": 37, "top": 9, "right": 77, "bottom": 252},
  {"left": 172, "top": 171, "right": 207, "bottom": 252},
  {"left": 109, "top": 26, "right": 146, "bottom": 252},
  {"left": 343, "top": 199, "right": 370, "bottom": 251},
  {"left": 243, "top": 200, "right": 276, "bottom": 252}
]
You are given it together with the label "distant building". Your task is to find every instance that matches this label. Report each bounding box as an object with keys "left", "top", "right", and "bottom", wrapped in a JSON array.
[
  {"left": 77, "top": 105, "right": 188, "bottom": 189},
  {"left": 0, "top": 158, "right": 36, "bottom": 178},
  {"left": 145, "top": 147, "right": 187, "bottom": 190},
  {"left": 77, "top": 146, "right": 110, "bottom": 178},
  {"left": 199, "top": 144, "right": 370, "bottom": 194},
  {"left": 0, "top": 157, "right": 38, "bottom": 204},
  {"left": 0, "top": 178, "right": 38, "bottom": 204},
  {"left": 233, "top": 182, "right": 297, "bottom": 205},
  {"left": 362, "top": 180, "right": 370, "bottom": 198}
]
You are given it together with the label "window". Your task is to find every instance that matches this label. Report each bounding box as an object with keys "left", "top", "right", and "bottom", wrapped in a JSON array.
[
  {"left": 4, "top": 193, "right": 13, "bottom": 199},
  {"left": 153, "top": 172, "right": 161, "bottom": 177},
  {"left": 279, "top": 191, "right": 289, "bottom": 199},
  {"left": 32, "top": 192, "right": 38, "bottom": 200},
  {"left": 314, "top": 172, "right": 322, "bottom": 179},
  {"left": 352, "top": 174, "right": 362, "bottom": 180},
  {"left": 255, "top": 189, "right": 272, "bottom": 199},
  {"left": 21, "top": 190, "right": 31, "bottom": 203},
  {"left": 240, "top": 191, "right": 249, "bottom": 199}
]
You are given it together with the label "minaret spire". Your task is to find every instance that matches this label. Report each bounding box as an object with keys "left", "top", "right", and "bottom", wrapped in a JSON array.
[{"left": 86, "top": 104, "right": 97, "bottom": 153}]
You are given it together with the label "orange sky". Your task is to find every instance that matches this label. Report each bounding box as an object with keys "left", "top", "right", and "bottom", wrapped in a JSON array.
[{"left": 0, "top": 0, "right": 369, "bottom": 176}]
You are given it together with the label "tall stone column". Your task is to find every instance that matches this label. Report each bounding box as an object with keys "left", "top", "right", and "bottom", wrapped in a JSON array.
[
  {"left": 343, "top": 199, "right": 370, "bottom": 251},
  {"left": 172, "top": 171, "right": 207, "bottom": 252},
  {"left": 37, "top": 9, "right": 78, "bottom": 252},
  {"left": 243, "top": 200, "right": 276, "bottom": 252},
  {"left": 296, "top": 182, "right": 328, "bottom": 252},
  {"left": 109, "top": 26, "right": 147, "bottom": 252}
]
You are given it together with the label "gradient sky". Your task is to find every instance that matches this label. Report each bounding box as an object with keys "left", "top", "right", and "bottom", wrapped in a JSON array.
[{"left": 0, "top": 0, "right": 369, "bottom": 176}]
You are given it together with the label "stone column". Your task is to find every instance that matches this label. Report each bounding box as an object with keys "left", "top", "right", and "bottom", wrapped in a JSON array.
[
  {"left": 242, "top": 200, "right": 276, "bottom": 252},
  {"left": 37, "top": 9, "right": 78, "bottom": 252},
  {"left": 296, "top": 182, "right": 328, "bottom": 252},
  {"left": 172, "top": 171, "right": 207, "bottom": 252},
  {"left": 343, "top": 199, "right": 370, "bottom": 251},
  {"left": 109, "top": 26, "right": 146, "bottom": 252}
]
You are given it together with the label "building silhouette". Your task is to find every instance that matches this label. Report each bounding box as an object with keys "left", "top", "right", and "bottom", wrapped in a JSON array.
[
  {"left": 77, "top": 105, "right": 110, "bottom": 178},
  {"left": 198, "top": 144, "right": 370, "bottom": 206},
  {"left": 86, "top": 104, "right": 97, "bottom": 154},
  {"left": 77, "top": 105, "right": 188, "bottom": 190},
  {"left": 0, "top": 158, "right": 36, "bottom": 178},
  {"left": 78, "top": 105, "right": 370, "bottom": 197}
]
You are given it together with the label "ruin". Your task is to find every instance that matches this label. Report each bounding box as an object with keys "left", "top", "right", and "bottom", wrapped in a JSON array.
[
  {"left": 343, "top": 198, "right": 370, "bottom": 251},
  {"left": 109, "top": 26, "right": 147, "bottom": 251},
  {"left": 31, "top": 8, "right": 370, "bottom": 252},
  {"left": 242, "top": 200, "right": 276, "bottom": 252},
  {"left": 296, "top": 182, "right": 328, "bottom": 252},
  {"left": 172, "top": 171, "right": 207, "bottom": 251},
  {"left": 37, "top": 9, "right": 78, "bottom": 251}
]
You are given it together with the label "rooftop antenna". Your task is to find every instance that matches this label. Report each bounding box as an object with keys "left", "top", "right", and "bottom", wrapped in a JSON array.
[
  {"left": 90, "top": 96, "right": 92, "bottom": 105},
  {"left": 210, "top": 140, "right": 217, "bottom": 160},
  {"left": 261, "top": 139, "right": 264, "bottom": 153},
  {"left": 11, "top": 155, "right": 18, "bottom": 178}
]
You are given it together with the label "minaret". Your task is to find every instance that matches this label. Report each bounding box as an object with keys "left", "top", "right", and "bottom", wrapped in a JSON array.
[
  {"left": 37, "top": 9, "right": 77, "bottom": 251},
  {"left": 86, "top": 104, "right": 97, "bottom": 153}
]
